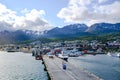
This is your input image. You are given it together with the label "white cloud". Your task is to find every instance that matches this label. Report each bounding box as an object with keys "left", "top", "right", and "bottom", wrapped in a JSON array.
[
  {"left": 14, "top": 9, "right": 51, "bottom": 31},
  {"left": 0, "top": 3, "right": 52, "bottom": 31},
  {"left": 25, "top": 9, "right": 45, "bottom": 21},
  {"left": 57, "top": 0, "right": 120, "bottom": 26},
  {"left": 0, "top": 3, "right": 16, "bottom": 24}
]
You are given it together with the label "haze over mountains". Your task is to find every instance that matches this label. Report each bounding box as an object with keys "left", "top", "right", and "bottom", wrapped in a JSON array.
[{"left": 0, "top": 23, "right": 120, "bottom": 44}]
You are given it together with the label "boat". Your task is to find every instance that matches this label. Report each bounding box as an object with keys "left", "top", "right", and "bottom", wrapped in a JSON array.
[
  {"left": 107, "top": 52, "right": 120, "bottom": 58},
  {"left": 68, "top": 50, "right": 81, "bottom": 57},
  {"left": 6, "top": 48, "right": 19, "bottom": 52},
  {"left": 58, "top": 51, "right": 69, "bottom": 61},
  {"left": 58, "top": 54, "right": 68, "bottom": 61},
  {"left": 47, "top": 52, "right": 54, "bottom": 59},
  {"left": 35, "top": 55, "right": 42, "bottom": 60},
  {"left": 117, "top": 53, "right": 120, "bottom": 58},
  {"left": 107, "top": 52, "right": 111, "bottom": 56},
  {"left": 32, "top": 48, "right": 43, "bottom": 60}
]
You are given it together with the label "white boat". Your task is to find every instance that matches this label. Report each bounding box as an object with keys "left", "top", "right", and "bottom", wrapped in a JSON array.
[
  {"left": 58, "top": 51, "right": 69, "bottom": 61},
  {"left": 107, "top": 52, "right": 111, "bottom": 56},
  {"left": 67, "top": 48, "right": 83, "bottom": 57},
  {"left": 107, "top": 52, "right": 120, "bottom": 58},
  {"left": 117, "top": 53, "right": 120, "bottom": 57},
  {"left": 68, "top": 51, "right": 80, "bottom": 57}
]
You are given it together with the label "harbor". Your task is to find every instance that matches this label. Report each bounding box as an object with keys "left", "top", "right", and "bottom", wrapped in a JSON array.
[
  {"left": 0, "top": 0, "right": 120, "bottom": 80},
  {"left": 42, "top": 55, "right": 101, "bottom": 80},
  {"left": 0, "top": 39, "right": 120, "bottom": 80},
  {"left": 0, "top": 50, "right": 120, "bottom": 80}
]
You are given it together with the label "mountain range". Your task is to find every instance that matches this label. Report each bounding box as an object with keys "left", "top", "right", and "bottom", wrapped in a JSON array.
[{"left": 0, "top": 23, "right": 120, "bottom": 44}]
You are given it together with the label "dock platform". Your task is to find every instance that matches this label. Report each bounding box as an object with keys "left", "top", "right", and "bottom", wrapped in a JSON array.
[{"left": 42, "top": 55, "right": 102, "bottom": 80}]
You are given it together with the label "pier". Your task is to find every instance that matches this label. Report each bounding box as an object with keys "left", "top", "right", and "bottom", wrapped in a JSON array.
[{"left": 42, "top": 55, "right": 102, "bottom": 80}]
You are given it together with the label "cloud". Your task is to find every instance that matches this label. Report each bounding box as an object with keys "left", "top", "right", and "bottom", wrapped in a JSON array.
[
  {"left": 13, "top": 9, "right": 51, "bottom": 31},
  {"left": 57, "top": 0, "right": 120, "bottom": 26},
  {"left": 0, "top": 3, "right": 52, "bottom": 31},
  {"left": 0, "top": 21, "right": 13, "bottom": 31},
  {"left": 0, "top": 3, "right": 16, "bottom": 24}
]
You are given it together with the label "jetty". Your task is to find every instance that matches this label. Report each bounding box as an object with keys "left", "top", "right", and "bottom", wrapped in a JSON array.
[{"left": 42, "top": 55, "right": 102, "bottom": 80}]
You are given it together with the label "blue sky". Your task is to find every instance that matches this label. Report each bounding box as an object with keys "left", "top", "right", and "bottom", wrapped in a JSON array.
[
  {"left": 0, "top": 0, "right": 120, "bottom": 31},
  {"left": 0, "top": 0, "right": 69, "bottom": 26}
]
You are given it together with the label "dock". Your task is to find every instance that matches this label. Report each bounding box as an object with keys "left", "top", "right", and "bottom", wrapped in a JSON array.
[{"left": 42, "top": 55, "right": 102, "bottom": 80}]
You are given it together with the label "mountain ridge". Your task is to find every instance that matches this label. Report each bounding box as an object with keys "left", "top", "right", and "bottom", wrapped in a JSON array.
[{"left": 0, "top": 22, "right": 120, "bottom": 44}]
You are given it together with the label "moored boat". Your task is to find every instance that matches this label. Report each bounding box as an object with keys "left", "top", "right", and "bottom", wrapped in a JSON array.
[
  {"left": 117, "top": 53, "right": 120, "bottom": 58},
  {"left": 58, "top": 54, "right": 68, "bottom": 61},
  {"left": 35, "top": 55, "right": 42, "bottom": 60},
  {"left": 6, "top": 48, "right": 19, "bottom": 52},
  {"left": 58, "top": 51, "right": 69, "bottom": 61},
  {"left": 107, "top": 52, "right": 120, "bottom": 58}
]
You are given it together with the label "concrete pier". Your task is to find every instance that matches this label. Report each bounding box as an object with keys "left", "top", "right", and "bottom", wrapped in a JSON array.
[{"left": 42, "top": 55, "right": 102, "bottom": 80}]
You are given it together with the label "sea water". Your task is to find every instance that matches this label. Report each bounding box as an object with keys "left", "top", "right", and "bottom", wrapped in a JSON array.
[
  {"left": 69, "top": 54, "right": 120, "bottom": 80},
  {"left": 0, "top": 51, "right": 48, "bottom": 80}
]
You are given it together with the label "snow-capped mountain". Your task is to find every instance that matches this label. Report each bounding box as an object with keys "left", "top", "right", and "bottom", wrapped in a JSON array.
[
  {"left": 44, "top": 24, "right": 89, "bottom": 38},
  {"left": 0, "top": 23, "right": 120, "bottom": 44}
]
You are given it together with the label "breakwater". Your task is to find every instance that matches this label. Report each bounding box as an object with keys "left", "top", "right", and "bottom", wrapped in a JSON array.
[{"left": 42, "top": 55, "right": 102, "bottom": 80}]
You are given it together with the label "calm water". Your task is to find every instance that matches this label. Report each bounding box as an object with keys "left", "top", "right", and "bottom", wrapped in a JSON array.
[
  {"left": 0, "top": 51, "right": 48, "bottom": 80},
  {"left": 69, "top": 54, "right": 120, "bottom": 80}
]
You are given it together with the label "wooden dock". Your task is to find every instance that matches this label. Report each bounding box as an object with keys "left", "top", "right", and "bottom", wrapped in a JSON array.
[{"left": 42, "top": 55, "right": 102, "bottom": 80}]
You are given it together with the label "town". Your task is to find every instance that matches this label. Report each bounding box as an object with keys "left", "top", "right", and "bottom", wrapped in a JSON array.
[{"left": 0, "top": 39, "right": 120, "bottom": 57}]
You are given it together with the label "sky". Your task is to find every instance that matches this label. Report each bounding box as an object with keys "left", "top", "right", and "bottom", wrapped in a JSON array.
[{"left": 0, "top": 0, "right": 120, "bottom": 31}]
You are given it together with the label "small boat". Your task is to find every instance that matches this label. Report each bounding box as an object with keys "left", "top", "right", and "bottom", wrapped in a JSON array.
[
  {"left": 47, "top": 52, "right": 54, "bottom": 59},
  {"left": 68, "top": 49, "right": 82, "bottom": 57},
  {"left": 7, "top": 49, "right": 18, "bottom": 52},
  {"left": 35, "top": 55, "right": 42, "bottom": 60},
  {"left": 107, "top": 52, "right": 120, "bottom": 58},
  {"left": 117, "top": 53, "right": 120, "bottom": 58},
  {"left": 107, "top": 52, "right": 111, "bottom": 56},
  {"left": 58, "top": 54, "right": 68, "bottom": 61},
  {"left": 58, "top": 51, "right": 69, "bottom": 61}
]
